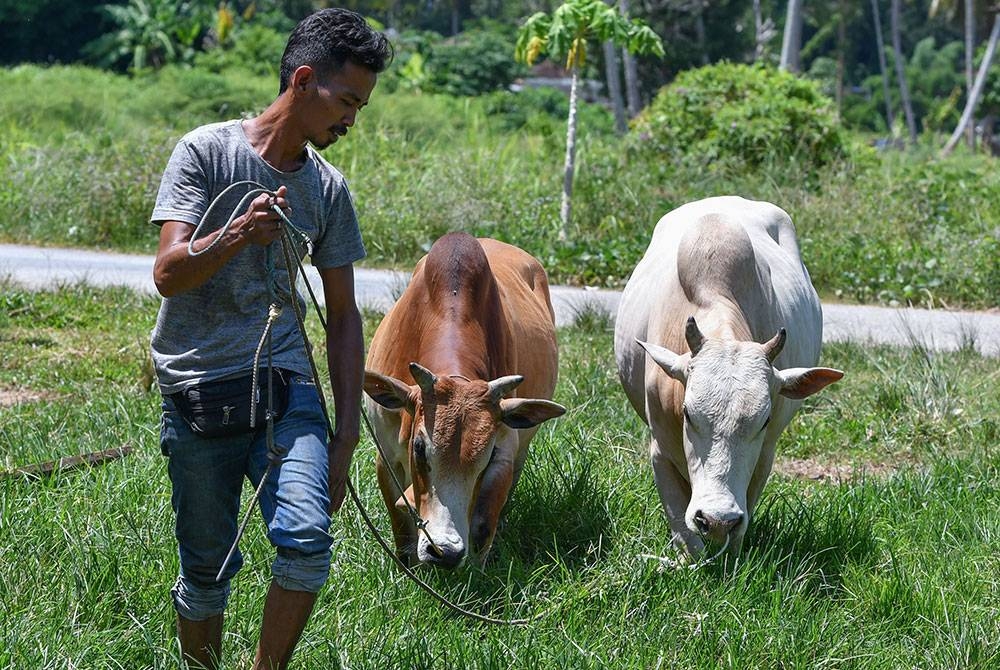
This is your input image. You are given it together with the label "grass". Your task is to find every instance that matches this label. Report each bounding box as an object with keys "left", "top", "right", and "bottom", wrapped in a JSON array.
[
  {"left": 0, "top": 64, "right": 997, "bottom": 309},
  {"left": 2, "top": 283, "right": 999, "bottom": 668}
]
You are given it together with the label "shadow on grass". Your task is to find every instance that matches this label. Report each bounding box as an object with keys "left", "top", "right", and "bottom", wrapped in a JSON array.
[{"left": 734, "top": 484, "right": 881, "bottom": 593}]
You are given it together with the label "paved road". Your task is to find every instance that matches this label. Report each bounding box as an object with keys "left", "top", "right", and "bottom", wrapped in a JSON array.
[{"left": 2, "top": 243, "right": 998, "bottom": 357}]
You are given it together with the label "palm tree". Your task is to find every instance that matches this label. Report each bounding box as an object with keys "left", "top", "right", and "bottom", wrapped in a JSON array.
[
  {"left": 942, "top": 11, "right": 1000, "bottom": 156},
  {"left": 516, "top": 0, "right": 663, "bottom": 242},
  {"left": 890, "top": 0, "right": 919, "bottom": 144},
  {"left": 931, "top": 0, "right": 979, "bottom": 147}
]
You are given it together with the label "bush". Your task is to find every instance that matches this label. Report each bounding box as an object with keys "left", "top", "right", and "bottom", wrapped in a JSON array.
[
  {"left": 423, "top": 28, "right": 527, "bottom": 97},
  {"left": 482, "top": 86, "right": 614, "bottom": 137},
  {"left": 633, "top": 62, "right": 849, "bottom": 173}
]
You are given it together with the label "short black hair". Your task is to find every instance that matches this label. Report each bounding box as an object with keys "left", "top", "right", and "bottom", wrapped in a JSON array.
[{"left": 279, "top": 8, "right": 393, "bottom": 93}]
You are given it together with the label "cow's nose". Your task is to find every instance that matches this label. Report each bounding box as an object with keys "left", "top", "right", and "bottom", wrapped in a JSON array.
[
  {"left": 693, "top": 510, "right": 743, "bottom": 538},
  {"left": 425, "top": 545, "right": 465, "bottom": 570}
]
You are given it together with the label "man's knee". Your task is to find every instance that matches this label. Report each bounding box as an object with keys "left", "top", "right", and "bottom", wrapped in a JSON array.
[
  {"left": 171, "top": 575, "right": 231, "bottom": 621},
  {"left": 271, "top": 547, "right": 332, "bottom": 593}
]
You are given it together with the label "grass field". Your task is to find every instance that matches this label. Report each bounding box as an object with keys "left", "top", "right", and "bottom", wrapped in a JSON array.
[{"left": 2, "top": 283, "right": 999, "bottom": 669}]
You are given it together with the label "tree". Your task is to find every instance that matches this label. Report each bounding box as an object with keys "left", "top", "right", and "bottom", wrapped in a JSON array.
[
  {"left": 930, "top": 0, "right": 980, "bottom": 147},
  {"left": 516, "top": 0, "right": 663, "bottom": 242},
  {"left": 870, "top": 0, "right": 897, "bottom": 133},
  {"left": 619, "top": 0, "right": 642, "bottom": 117},
  {"left": 942, "top": 11, "right": 1000, "bottom": 155},
  {"left": 891, "top": 0, "right": 919, "bottom": 144},
  {"left": 780, "top": 0, "right": 804, "bottom": 71}
]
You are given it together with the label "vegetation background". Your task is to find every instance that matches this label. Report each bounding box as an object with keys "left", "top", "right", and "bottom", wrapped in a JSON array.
[{"left": 1, "top": 1, "right": 999, "bottom": 668}]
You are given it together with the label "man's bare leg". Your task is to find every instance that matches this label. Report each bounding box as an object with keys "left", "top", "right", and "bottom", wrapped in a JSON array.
[
  {"left": 252, "top": 581, "right": 318, "bottom": 670},
  {"left": 178, "top": 613, "right": 223, "bottom": 670}
]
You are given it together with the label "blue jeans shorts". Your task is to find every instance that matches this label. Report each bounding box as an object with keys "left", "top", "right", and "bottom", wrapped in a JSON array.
[{"left": 161, "top": 373, "right": 333, "bottom": 621}]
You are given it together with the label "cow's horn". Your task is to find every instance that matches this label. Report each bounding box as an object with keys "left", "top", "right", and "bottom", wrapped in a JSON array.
[
  {"left": 685, "top": 317, "right": 705, "bottom": 356},
  {"left": 487, "top": 375, "right": 523, "bottom": 401},
  {"left": 409, "top": 362, "right": 438, "bottom": 395},
  {"left": 763, "top": 328, "right": 787, "bottom": 363}
]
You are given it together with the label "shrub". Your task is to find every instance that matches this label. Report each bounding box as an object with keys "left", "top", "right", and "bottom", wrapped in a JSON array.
[
  {"left": 482, "top": 86, "right": 614, "bottom": 137},
  {"left": 424, "top": 28, "right": 527, "bottom": 97},
  {"left": 633, "top": 62, "right": 849, "bottom": 173}
]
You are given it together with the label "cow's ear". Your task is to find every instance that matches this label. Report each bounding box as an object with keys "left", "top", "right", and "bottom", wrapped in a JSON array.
[
  {"left": 637, "top": 339, "right": 690, "bottom": 384},
  {"left": 499, "top": 398, "right": 566, "bottom": 429},
  {"left": 776, "top": 367, "right": 844, "bottom": 400},
  {"left": 363, "top": 370, "right": 415, "bottom": 412}
]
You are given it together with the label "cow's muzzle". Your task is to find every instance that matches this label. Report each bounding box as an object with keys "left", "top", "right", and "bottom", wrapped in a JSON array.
[{"left": 692, "top": 508, "right": 744, "bottom": 543}]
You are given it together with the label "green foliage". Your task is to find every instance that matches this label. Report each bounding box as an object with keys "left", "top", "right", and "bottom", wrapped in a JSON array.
[
  {"left": 83, "top": 0, "right": 214, "bottom": 72},
  {"left": 843, "top": 38, "right": 965, "bottom": 134},
  {"left": 1, "top": 64, "right": 998, "bottom": 310},
  {"left": 634, "top": 62, "right": 850, "bottom": 173},
  {"left": 423, "top": 28, "right": 527, "bottom": 97},
  {"left": 193, "top": 23, "right": 288, "bottom": 78},
  {"left": 482, "top": 87, "right": 614, "bottom": 136},
  {"left": 515, "top": 0, "right": 664, "bottom": 70}
]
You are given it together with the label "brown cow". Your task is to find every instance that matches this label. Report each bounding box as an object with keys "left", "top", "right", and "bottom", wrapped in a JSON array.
[{"left": 363, "top": 232, "right": 565, "bottom": 568}]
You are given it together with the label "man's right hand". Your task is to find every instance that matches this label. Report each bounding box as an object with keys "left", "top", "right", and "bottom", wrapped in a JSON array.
[
  {"left": 235, "top": 185, "right": 291, "bottom": 247},
  {"left": 153, "top": 185, "right": 292, "bottom": 297}
]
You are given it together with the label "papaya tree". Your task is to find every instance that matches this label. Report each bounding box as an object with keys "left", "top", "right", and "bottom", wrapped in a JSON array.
[{"left": 516, "top": 0, "right": 663, "bottom": 242}]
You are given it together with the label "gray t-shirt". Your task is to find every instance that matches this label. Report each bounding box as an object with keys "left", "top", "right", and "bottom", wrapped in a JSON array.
[{"left": 150, "top": 120, "right": 366, "bottom": 394}]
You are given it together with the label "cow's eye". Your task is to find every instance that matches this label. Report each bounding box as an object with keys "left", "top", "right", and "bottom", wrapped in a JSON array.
[
  {"left": 412, "top": 435, "right": 428, "bottom": 464},
  {"left": 761, "top": 416, "right": 771, "bottom": 432},
  {"left": 683, "top": 407, "right": 692, "bottom": 424}
]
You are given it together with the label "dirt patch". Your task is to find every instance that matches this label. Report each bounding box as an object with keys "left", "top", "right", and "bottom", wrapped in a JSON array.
[
  {"left": 0, "top": 388, "right": 59, "bottom": 408},
  {"left": 774, "top": 456, "right": 904, "bottom": 483}
]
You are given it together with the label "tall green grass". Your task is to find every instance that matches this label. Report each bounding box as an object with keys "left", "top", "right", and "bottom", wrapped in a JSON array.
[
  {"left": 1, "top": 64, "right": 997, "bottom": 309},
  {"left": 2, "top": 284, "right": 999, "bottom": 668}
]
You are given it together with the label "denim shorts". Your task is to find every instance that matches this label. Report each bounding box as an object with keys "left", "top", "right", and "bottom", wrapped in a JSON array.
[{"left": 160, "top": 373, "right": 333, "bottom": 621}]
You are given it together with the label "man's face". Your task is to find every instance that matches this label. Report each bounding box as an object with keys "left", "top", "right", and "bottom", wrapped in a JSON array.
[{"left": 305, "top": 60, "right": 377, "bottom": 150}]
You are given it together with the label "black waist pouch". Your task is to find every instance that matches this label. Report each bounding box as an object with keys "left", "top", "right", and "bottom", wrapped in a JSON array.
[{"left": 171, "top": 368, "right": 290, "bottom": 438}]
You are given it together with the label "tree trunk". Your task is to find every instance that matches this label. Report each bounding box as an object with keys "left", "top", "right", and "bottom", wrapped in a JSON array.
[
  {"left": 559, "top": 68, "right": 580, "bottom": 242},
  {"left": 890, "top": 0, "right": 918, "bottom": 144},
  {"left": 942, "top": 13, "right": 1000, "bottom": 156},
  {"left": 604, "top": 40, "right": 628, "bottom": 134},
  {"left": 836, "top": 0, "right": 847, "bottom": 116},
  {"left": 965, "top": 0, "right": 976, "bottom": 148},
  {"left": 780, "top": 0, "right": 804, "bottom": 72},
  {"left": 620, "top": 0, "right": 641, "bottom": 117},
  {"left": 870, "top": 0, "right": 896, "bottom": 133},
  {"left": 694, "top": 2, "right": 709, "bottom": 65}
]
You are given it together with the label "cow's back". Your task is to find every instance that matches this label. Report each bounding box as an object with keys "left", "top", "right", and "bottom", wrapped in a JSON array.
[
  {"left": 614, "top": 196, "right": 822, "bottom": 420},
  {"left": 367, "top": 235, "right": 557, "bottom": 401},
  {"left": 480, "top": 238, "right": 558, "bottom": 400}
]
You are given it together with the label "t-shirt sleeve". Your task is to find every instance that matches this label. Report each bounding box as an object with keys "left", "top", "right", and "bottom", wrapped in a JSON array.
[
  {"left": 150, "top": 138, "right": 210, "bottom": 227},
  {"left": 310, "top": 180, "right": 367, "bottom": 269}
]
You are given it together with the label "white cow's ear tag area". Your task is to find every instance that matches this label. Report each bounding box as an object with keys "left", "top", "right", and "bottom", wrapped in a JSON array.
[{"left": 636, "top": 339, "right": 690, "bottom": 383}]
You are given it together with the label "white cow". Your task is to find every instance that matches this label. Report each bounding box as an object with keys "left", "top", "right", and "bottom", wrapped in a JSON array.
[{"left": 614, "top": 196, "right": 843, "bottom": 557}]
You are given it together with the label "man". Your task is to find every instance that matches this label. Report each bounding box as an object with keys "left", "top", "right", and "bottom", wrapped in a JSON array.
[{"left": 150, "top": 9, "right": 392, "bottom": 669}]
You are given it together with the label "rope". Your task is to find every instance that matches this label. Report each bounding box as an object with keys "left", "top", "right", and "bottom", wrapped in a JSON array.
[{"left": 639, "top": 532, "right": 731, "bottom": 570}]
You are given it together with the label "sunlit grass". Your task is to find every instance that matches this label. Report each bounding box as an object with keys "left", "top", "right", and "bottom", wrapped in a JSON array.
[{"left": 1, "top": 284, "right": 999, "bottom": 668}]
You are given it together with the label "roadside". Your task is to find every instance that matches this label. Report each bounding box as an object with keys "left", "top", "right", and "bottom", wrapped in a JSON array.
[{"left": 2, "top": 242, "right": 999, "bottom": 357}]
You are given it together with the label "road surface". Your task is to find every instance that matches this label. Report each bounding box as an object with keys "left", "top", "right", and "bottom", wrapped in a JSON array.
[{"left": 2, "top": 243, "right": 998, "bottom": 357}]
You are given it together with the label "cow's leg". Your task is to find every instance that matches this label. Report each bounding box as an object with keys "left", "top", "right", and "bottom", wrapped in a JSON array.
[
  {"left": 376, "top": 456, "right": 417, "bottom": 566},
  {"left": 649, "top": 437, "right": 704, "bottom": 557},
  {"left": 469, "top": 445, "right": 516, "bottom": 561}
]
